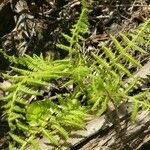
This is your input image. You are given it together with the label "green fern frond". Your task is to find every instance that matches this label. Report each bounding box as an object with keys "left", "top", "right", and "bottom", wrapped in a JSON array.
[
  {"left": 130, "top": 91, "right": 150, "bottom": 121},
  {"left": 119, "top": 33, "right": 147, "bottom": 53},
  {"left": 87, "top": 22, "right": 149, "bottom": 114},
  {"left": 92, "top": 52, "right": 110, "bottom": 69},
  {"left": 110, "top": 35, "right": 142, "bottom": 67},
  {"left": 131, "top": 100, "right": 139, "bottom": 121},
  {"left": 42, "top": 129, "right": 59, "bottom": 146},
  {"left": 16, "top": 121, "right": 29, "bottom": 131},
  {"left": 114, "top": 63, "right": 132, "bottom": 76},
  {"left": 97, "top": 97, "right": 108, "bottom": 116},
  {"left": 30, "top": 139, "right": 41, "bottom": 150},
  {"left": 51, "top": 124, "right": 68, "bottom": 139},
  {"left": 129, "top": 18, "right": 150, "bottom": 48},
  {"left": 9, "top": 133, "right": 25, "bottom": 145},
  {"left": 57, "top": 0, "right": 89, "bottom": 63},
  {"left": 124, "top": 78, "right": 139, "bottom": 94},
  {"left": 0, "top": 51, "right": 88, "bottom": 148},
  {"left": 101, "top": 45, "right": 116, "bottom": 59}
]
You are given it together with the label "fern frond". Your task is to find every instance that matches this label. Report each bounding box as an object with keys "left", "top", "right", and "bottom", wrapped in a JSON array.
[
  {"left": 0, "top": 51, "right": 87, "bottom": 148},
  {"left": 16, "top": 121, "right": 29, "bottom": 131},
  {"left": 88, "top": 19, "right": 149, "bottom": 114},
  {"left": 114, "top": 63, "right": 132, "bottom": 76},
  {"left": 87, "top": 25, "right": 149, "bottom": 114},
  {"left": 101, "top": 44, "right": 115, "bottom": 59},
  {"left": 92, "top": 52, "right": 110, "bottom": 69},
  {"left": 30, "top": 139, "right": 41, "bottom": 150},
  {"left": 19, "top": 86, "right": 42, "bottom": 95},
  {"left": 124, "top": 78, "right": 139, "bottom": 94},
  {"left": 110, "top": 35, "right": 142, "bottom": 67},
  {"left": 119, "top": 33, "right": 147, "bottom": 53},
  {"left": 9, "top": 133, "right": 25, "bottom": 145},
  {"left": 97, "top": 97, "right": 108, "bottom": 116},
  {"left": 25, "top": 98, "right": 87, "bottom": 147},
  {"left": 131, "top": 100, "right": 139, "bottom": 121},
  {"left": 130, "top": 91, "right": 150, "bottom": 121},
  {"left": 129, "top": 18, "right": 150, "bottom": 49},
  {"left": 51, "top": 124, "right": 68, "bottom": 140},
  {"left": 42, "top": 129, "right": 59, "bottom": 146},
  {"left": 57, "top": 0, "right": 89, "bottom": 63}
]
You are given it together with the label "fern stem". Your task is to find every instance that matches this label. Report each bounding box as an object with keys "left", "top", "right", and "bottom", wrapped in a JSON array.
[
  {"left": 69, "top": 8, "right": 87, "bottom": 64},
  {"left": 8, "top": 81, "right": 23, "bottom": 128}
]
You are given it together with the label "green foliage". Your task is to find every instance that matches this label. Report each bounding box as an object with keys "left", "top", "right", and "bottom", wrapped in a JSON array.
[
  {"left": 57, "top": 0, "right": 89, "bottom": 63},
  {"left": 84, "top": 19, "right": 150, "bottom": 117},
  {"left": 0, "top": 1, "right": 89, "bottom": 149},
  {"left": 0, "top": 53, "right": 88, "bottom": 149},
  {"left": 0, "top": 0, "right": 150, "bottom": 149},
  {"left": 85, "top": 18, "right": 150, "bottom": 115}
]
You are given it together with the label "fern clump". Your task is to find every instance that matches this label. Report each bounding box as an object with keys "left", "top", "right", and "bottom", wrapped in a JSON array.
[
  {"left": 0, "top": 53, "right": 88, "bottom": 149},
  {"left": 0, "top": 0, "right": 90, "bottom": 149},
  {"left": 0, "top": 0, "right": 150, "bottom": 149},
  {"left": 85, "top": 19, "right": 150, "bottom": 119}
]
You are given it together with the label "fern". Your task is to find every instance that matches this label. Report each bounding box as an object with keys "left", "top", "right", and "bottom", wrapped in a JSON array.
[
  {"left": 0, "top": 0, "right": 90, "bottom": 149},
  {"left": 0, "top": 1, "right": 150, "bottom": 149},
  {"left": 57, "top": 0, "right": 89, "bottom": 63},
  {"left": 129, "top": 18, "right": 150, "bottom": 50},
  {"left": 0, "top": 53, "right": 88, "bottom": 149},
  {"left": 85, "top": 19, "right": 150, "bottom": 120}
]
